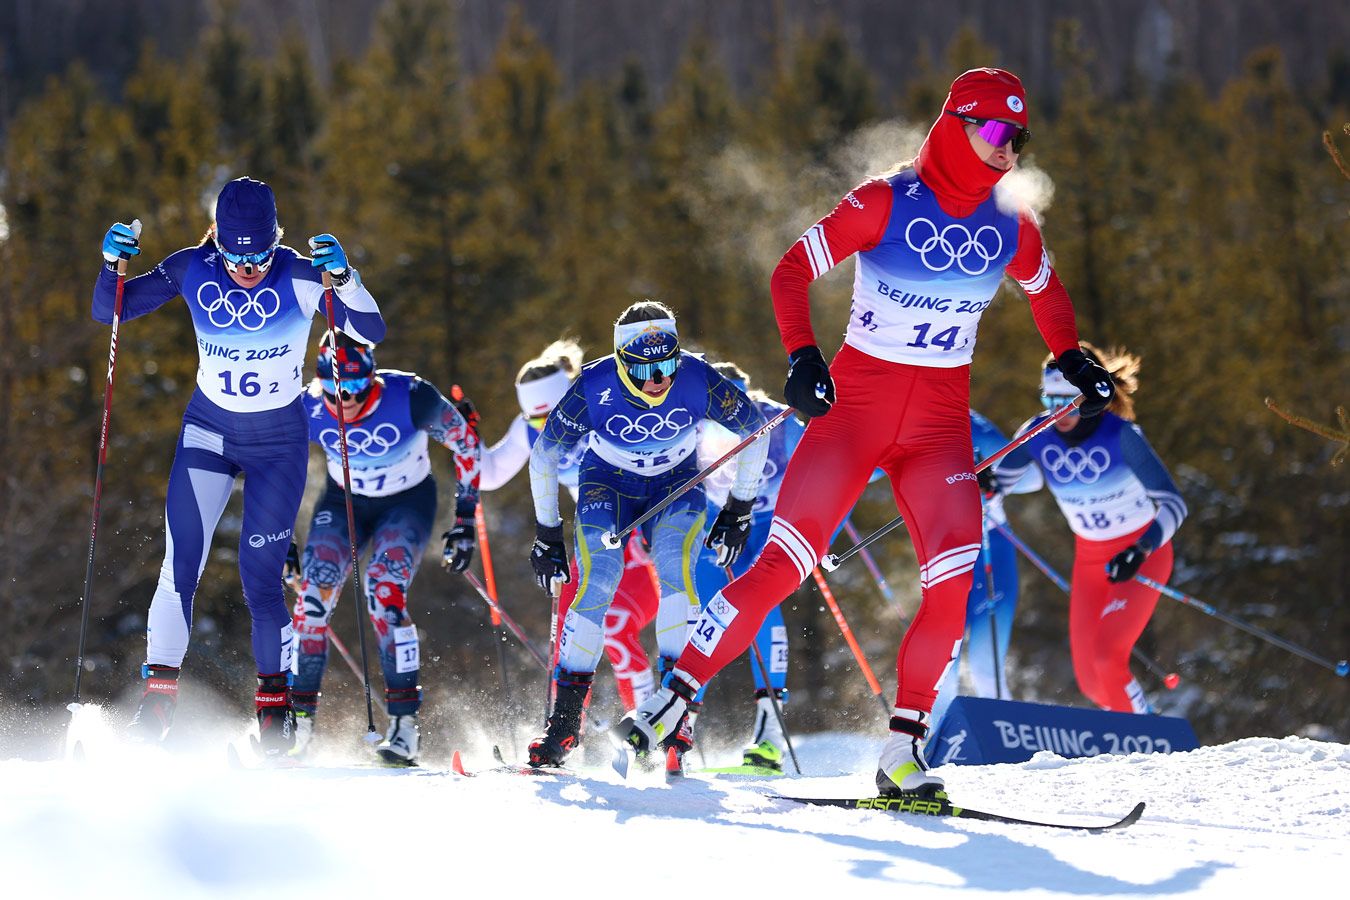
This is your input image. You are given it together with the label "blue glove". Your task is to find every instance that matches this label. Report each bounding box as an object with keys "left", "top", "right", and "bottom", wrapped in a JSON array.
[
  {"left": 102, "top": 220, "right": 142, "bottom": 264},
  {"left": 307, "top": 233, "right": 352, "bottom": 282}
]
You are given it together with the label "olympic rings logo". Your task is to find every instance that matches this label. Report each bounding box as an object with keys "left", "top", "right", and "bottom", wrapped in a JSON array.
[
  {"left": 319, "top": 423, "right": 401, "bottom": 456},
  {"left": 195, "top": 282, "right": 282, "bottom": 331},
  {"left": 904, "top": 217, "right": 1004, "bottom": 275},
  {"left": 603, "top": 408, "right": 694, "bottom": 444},
  {"left": 1041, "top": 445, "right": 1111, "bottom": 483}
]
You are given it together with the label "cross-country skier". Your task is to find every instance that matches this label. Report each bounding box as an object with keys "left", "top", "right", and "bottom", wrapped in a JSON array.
[
  {"left": 94, "top": 177, "right": 384, "bottom": 757},
  {"left": 284, "top": 331, "right": 481, "bottom": 764},
  {"left": 927, "top": 410, "right": 1031, "bottom": 736},
  {"left": 479, "top": 339, "right": 662, "bottom": 714},
  {"left": 618, "top": 68, "right": 1115, "bottom": 799},
  {"left": 527, "top": 301, "right": 770, "bottom": 767},
  {"left": 692, "top": 361, "right": 806, "bottom": 774},
  {"left": 992, "top": 343, "right": 1186, "bottom": 713}
]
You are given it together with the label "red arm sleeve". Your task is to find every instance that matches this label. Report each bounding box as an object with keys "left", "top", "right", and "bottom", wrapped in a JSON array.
[
  {"left": 1005, "top": 213, "right": 1080, "bottom": 358},
  {"left": 770, "top": 179, "right": 893, "bottom": 356}
]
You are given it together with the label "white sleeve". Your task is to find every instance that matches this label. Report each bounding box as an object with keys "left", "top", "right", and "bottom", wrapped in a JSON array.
[{"left": 480, "top": 416, "right": 532, "bottom": 492}]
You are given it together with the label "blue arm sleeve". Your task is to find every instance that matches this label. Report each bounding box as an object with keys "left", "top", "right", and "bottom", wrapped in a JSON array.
[
  {"left": 991, "top": 415, "right": 1046, "bottom": 494},
  {"left": 410, "top": 378, "right": 482, "bottom": 514},
  {"left": 529, "top": 380, "right": 591, "bottom": 526},
  {"left": 1120, "top": 422, "right": 1187, "bottom": 551},
  {"left": 91, "top": 248, "right": 192, "bottom": 323}
]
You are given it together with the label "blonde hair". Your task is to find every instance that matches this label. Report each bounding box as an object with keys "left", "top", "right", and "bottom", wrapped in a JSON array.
[
  {"left": 1043, "top": 340, "right": 1141, "bottom": 421},
  {"left": 517, "top": 337, "right": 585, "bottom": 385}
]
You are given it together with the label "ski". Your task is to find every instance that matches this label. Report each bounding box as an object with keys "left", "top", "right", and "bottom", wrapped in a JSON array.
[
  {"left": 450, "top": 747, "right": 577, "bottom": 778},
  {"left": 774, "top": 795, "right": 1145, "bottom": 833}
]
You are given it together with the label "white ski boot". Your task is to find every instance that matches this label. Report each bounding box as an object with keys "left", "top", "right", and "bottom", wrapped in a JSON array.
[
  {"left": 612, "top": 678, "right": 695, "bottom": 776},
  {"left": 377, "top": 714, "right": 419, "bottom": 767},
  {"left": 876, "top": 709, "right": 944, "bottom": 798},
  {"left": 289, "top": 712, "right": 315, "bottom": 760}
]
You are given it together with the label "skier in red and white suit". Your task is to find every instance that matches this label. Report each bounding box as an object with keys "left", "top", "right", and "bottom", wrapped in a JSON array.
[{"left": 620, "top": 68, "right": 1117, "bottom": 796}]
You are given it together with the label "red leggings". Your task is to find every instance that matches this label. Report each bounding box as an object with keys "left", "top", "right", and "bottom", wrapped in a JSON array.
[
  {"left": 1070, "top": 528, "right": 1172, "bottom": 712},
  {"left": 676, "top": 345, "right": 982, "bottom": 715},
  {"left": 553, "top": 538, "right": 659, "bottom": 709}
]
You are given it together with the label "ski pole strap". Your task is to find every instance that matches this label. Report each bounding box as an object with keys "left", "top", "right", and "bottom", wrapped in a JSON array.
[
  {"left": 601, "top": 407, "right": 794, "bottom": 550},
  {"left": 1132, "top": 574, "right": 1348, "bottom": 675}
]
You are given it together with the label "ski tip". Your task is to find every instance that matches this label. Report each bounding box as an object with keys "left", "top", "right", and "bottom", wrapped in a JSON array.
[
  {"left": 1100, "top": 801, "right": 1146, "bottom": 832},
  {"left": 451, "top": 750, "right": 470, "bottom": 777}
]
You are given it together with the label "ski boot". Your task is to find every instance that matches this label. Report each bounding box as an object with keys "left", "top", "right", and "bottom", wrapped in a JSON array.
[
  {"left": 741, "top": 689, "right": 788, "bottom": 773},
  {"left": 613, "top": 675, "right": 696, "bottom": 776},
  {"left": 661, "top": 701, "right": 701, "bottom": 779},
  {"left": 253, "top": 673, "right": 296, "bottom": 761},
  {"left": 127, "top": 664, "right": 180, "bottom": 744},
  {"left": 288, "top": 690, "right": 320, "bottom": 760},
  {"left": 528, "top": 670, "right": 593, "bottom": 768},
  {"left": 876, "top": 710, "right": 944, "bottom": 799},
  {"left": 378, "top": 715, "right": 420, "bottom": 767}
]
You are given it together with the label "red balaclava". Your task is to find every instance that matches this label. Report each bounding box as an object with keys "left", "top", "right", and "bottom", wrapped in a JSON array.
[{"left": 915, "top": 67, "right": 1028, "bottom": 217}]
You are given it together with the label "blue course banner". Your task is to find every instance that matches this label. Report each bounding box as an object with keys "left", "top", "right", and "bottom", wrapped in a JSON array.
[{"left": 925, "top": 696, "right": 1199, "bottom": 767}]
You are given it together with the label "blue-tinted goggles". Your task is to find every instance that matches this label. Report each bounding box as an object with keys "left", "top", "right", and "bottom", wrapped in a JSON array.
[
  {"left": 215, "top": 236, "right": 279, "bottom": 270},
  {"left": 1041, "top": 393, "right": 1078, "bottom": 411},
  {"left": 626, "top": 357, "right": 679, "bottom": 383},
  {"left": 321, "top": 375, "right": 372, "bottom": 398}
]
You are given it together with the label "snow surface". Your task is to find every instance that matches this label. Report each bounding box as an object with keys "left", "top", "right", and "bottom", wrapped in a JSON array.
[{"left": 4, "top": 705, "right": 1348, "bottom": 898}]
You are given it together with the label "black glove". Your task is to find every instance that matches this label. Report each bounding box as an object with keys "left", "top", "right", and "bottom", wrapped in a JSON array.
[
  {"left": 705, "top": 496, "right": 755, "bottom": 567},
  {"left": 283, "top": 541, "right": 303, "bottom": 592},
  {"left": 1106, "top": 543, "right": 1149, "bottom": 583},
  {"left": 441, "top": 514, "right": 476, "bottom": 573},
  {"left": 976, "top": 467, "right": 1000, "bottom": 497},
  {"left": 1056, "top": 348, "right": 1115, "bottom": 418},
  {"left": 783, "top": 345, "right": 835, "bottom": 418},
  {"left": 530, "top": 522, "right": 571, "bottom": 594}
]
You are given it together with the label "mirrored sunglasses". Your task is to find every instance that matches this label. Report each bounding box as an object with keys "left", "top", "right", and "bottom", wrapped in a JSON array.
[
  {"left": 949, "top": 112, "right": 1031, "bottom": 154},
  {"left": 1040, "top": 393, "right": 1078, "bottom": 412},
  {"left": 215, "top": 236, "right": 279, "bottom": 271},
  {"left": 627, "top": 357, "right": 679, "bottom": 383},
  {"left": 321, "top": 375, "right": 372, "bottom": 398}
]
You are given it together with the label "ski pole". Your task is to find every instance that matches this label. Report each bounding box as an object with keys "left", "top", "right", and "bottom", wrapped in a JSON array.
[
  {"left": 326, "top": 628, "right": 388, "bottom": 715},
  {"left": 461, "top": 570, "right": 549, "bottom": 670},
  {"left": 821, "top": 397, "right": 1083, "bottom": 571},
  {"left": 71, "top": 224, "right": 139, "bottom": 713},
  {"left": 473, "top": 503, "right": 514, "bottom": 697},
  {"left": 812, "top": 567, "right": 890, "bottom": 715},
  {"left": 600, "top": 408, "right": 792, "bottom": 549},
  {"left": 978, "top": 505, "right": 1004, "bottom": 699},
  {"left": 842, "top": 518, "right": 899, "bottom": 608},
  {"left": 1131, "top": 574, "right": 1349, "bottom": 677},
  {"left": 820, "top": 516, "right": 906, "bottom": 572},
  {"left": 322, "top": 272, "right": 380, "bottom": 743},
  {"left": 993, "top": 521, "right": 1180, "bottom": 689}
]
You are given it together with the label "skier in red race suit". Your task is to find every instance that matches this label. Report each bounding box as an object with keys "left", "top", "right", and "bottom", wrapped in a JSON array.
[{"left": 619, "top": 68, "right": 1116, "bottom": 797}]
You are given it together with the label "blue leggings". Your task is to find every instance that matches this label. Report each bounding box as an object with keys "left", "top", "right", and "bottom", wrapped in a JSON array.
[
  {"left": 558, "top": 456, "right": 706, "bottom": 675},
  {"left": 929, "top": 525, "right": 1019, "bottom": 733},
  {"left": 292, "top": 476, "right": 435, "bottom": 716},
  {"left": 694, "top": 513, "right": 786, "bottom": 698},
  {"left": 145, "top": 391, "right": 308, "bottom": 675}
]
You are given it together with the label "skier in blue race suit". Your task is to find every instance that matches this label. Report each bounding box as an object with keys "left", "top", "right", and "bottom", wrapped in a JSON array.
[
  {"left": 693, "top": 361, "right": 805, "bottom": 773},
  {"left": 927, "top": 410, "right": 1029, "bottom": 741},
  {"left": 284, "top": 331, "right": 481, "bottom": 765},
  {"left": 94, "top": 177, "right": 384, "bottom": 758},
  {"left": 525, "top": 301, "right": 770, "bottom": 768}
]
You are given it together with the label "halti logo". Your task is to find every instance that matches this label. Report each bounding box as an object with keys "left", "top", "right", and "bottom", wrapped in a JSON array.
[
  {"left": 248, "top": 529, "right": 292, "bottom": 549},
  {"left": 1101, "top": 598, "right": 1128, "bottom": 618}
]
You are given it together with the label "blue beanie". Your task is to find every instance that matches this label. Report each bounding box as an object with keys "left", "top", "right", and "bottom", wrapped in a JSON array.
[{"left": 215, "top": 177, "right": 277, "bottom": 254}]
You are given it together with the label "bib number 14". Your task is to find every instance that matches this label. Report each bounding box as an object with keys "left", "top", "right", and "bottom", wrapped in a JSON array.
[{"left": 906, "top": 323, "right": 960, "bottom": 351}]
